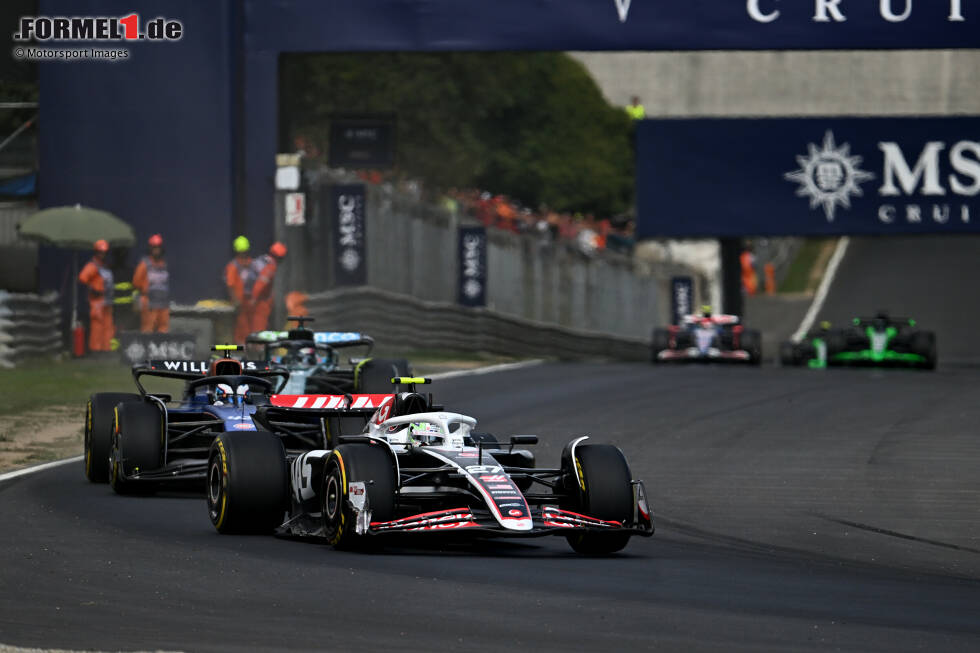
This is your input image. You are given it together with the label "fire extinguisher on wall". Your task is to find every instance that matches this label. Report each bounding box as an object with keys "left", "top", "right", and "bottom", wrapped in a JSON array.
[{"left": 72, "top": 317, "right": 85, "bottom": 357}]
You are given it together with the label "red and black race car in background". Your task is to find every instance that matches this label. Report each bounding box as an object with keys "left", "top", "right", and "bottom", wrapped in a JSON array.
[{"left": 652, "top": 308, "right": 762, "bottom": 365}]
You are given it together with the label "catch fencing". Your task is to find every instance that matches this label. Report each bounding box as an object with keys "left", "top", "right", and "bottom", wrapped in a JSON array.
[{"left": 0, "top": 291, "right": 61, "bottom": 367}]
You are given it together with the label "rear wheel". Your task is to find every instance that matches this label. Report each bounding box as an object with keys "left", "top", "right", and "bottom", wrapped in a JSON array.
[
  {"left": 208, "top": 431, "right": 288, "bottom": 534},
  {"left": 355, "top": 358, "right": 412, "bottom": 393},
  {"left": 323, "top": 443, "right": 396, "bottom": 549},
  {"left": 110, "top": 401, "right": 163, "bottom": 495},
  {"left": 740, "top": 329, "right": 762, "bottom": 366},
  {"left": 651, "top": 329, "right": 670, "bottom": 363},
  {"left": 779, "top": 341, "right": 799, "bottom": 366},
  {"left": 563, "top": 444, "right": 635, "bottom": 555},
  {"left": 825, "top": 331, "right": 848, "bottom": 364},
  {"left": 85, "top": 392, "right": 140, "bottom": 483},
  {"left": 911, "top": 331, "right": 937, "bottom": 370}
]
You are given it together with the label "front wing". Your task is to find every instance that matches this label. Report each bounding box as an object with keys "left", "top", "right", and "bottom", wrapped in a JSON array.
[
  {"left": 657, "top": 347, "right": 752, "bottom": 362},
  {"left": 365, "top": 481, "right": 653, "bottom": 538}
]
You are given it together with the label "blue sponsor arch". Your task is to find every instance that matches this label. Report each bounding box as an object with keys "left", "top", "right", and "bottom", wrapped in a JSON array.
[
  {"left": 36, "top": 0, "right": 980, "bottom": 299},
  {"left": 635, "top": 117, "right": 980, "bottom": 237}
]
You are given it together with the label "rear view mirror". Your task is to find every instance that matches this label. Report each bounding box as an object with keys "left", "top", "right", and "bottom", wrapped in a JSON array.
[{"left": 509, "top": 435, "right": 538, "bottom": 446}]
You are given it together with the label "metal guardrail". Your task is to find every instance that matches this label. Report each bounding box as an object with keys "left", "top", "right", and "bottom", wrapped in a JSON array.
[
  {"left": 0, "top": 291, "right": 61, "bottom": 367},
  {"left": 305, "top": 286, "right": 651, "bottom": 361}
]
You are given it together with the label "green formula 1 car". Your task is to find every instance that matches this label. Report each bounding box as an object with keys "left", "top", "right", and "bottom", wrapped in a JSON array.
[{"left": 780, "top": 313, "right": 936, "bottom": 370}]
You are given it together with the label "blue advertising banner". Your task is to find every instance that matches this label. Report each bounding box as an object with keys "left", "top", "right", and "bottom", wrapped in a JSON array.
[
  {"left": 331, "top": 184, "right": 368, "bottom": 286},
  {"left": 670, "top": 276, "right": 694, "bottom": 325},
  {"left": 457, "top": 226, "right": 488, "bottom": 307},
  {"left": 246, "top": 0, "right": 979, "bottom": 52},
  {"left": 636, "top": 117, "right": 980, "bottom": 237}
]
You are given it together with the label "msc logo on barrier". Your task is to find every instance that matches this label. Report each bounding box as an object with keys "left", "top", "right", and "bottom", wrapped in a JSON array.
[
  {"left": 786, "top": 130, "right": 980, "bottom": 226},
  {"left": 785, "top": 131, "right": 875, "bottom": 222}
]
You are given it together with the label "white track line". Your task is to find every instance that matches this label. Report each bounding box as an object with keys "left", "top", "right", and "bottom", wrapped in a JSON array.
[
  {"left": 428, "top": 358, "right": 543, "bottom": 380},
  {"left": 0, "top": 455, "right": 83, "bottom": 483},
  {"left": 0, "top": 360, "right": 544, "bottom": 483},
  {"left": 792, "top": 236, "right": 850, "bottom": 343}
]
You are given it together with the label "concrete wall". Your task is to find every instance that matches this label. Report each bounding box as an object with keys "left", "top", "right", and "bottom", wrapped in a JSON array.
[
  {"left": 361, "top": 186, "right": 691, "bottom": 340},
  {"left": 285, "top": 177, "right": 702, "bottom": 341},
  {"left": 570, "top": 50, "right": 980, "bottom": 116}
]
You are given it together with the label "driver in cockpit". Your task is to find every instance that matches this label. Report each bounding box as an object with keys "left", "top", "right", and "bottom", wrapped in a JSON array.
[{"left": 213, "top": 383, "right": 250, "bottom": 406}]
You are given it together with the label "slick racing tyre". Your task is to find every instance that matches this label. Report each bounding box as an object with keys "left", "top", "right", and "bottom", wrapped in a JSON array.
[
  {"left": 740, "top": 329, "right": 763, "bottom": 366},
  {"left": 110, "top": 401, "right": 163, "bottom": 495},
  {"left": 322, "top": 443, "right": 396, "bottom": 550},
  {"left": 355, "top": 358, "right": 412, "bottom": 393},
  {"left": 911, "top": 331, "right": 937, "bottom": 370},
  {"left": 208, "top": 431, "right": 288, "bottom": 534},
  {"left": 825, "top": 331, "right": 848, "bottom": 362},
  {"left": 779, "top": 341, "right": 799, "bottom": 366},
  {"left": 651, "top": 329, "right": 670, "bottom": 364},
  {"left": 563, "top": 444, "right": 634, "bottom": 555},
  {"left": 85, "top": 392, "right": 140, "bottom": 483}
]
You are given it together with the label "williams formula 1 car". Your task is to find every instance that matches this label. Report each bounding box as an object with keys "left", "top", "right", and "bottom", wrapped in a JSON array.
[
  {"left": 84, "top": 346, "right": 288, "bottom": 493},
  {"left": 207, "top": 378, "right": 653, "bottom": 554},
  {"left": 245, "top": 316, "right": 410, "bottom": 395},
  {"left": 780, "top": 312, "right": 936, "bottom": 369},
  {"left": 652, "top": 309, "right": 762, "bottom": 365}
]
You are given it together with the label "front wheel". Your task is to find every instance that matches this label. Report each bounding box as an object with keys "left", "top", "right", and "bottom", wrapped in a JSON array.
[
  {"left": 562, "top": 443, "right": 635, "bottom": 555},
  {"left": 208, "top": 431, "right": 288, "bottom": 534},
  {"left": 651, "top": 328, "right": 670, "bottom": 364},
  {"left": 110, "top": 401, "right": 163, "bottom": 495},
  {"left": 323, "top": 443, "right": 396, "bottom": 549}
]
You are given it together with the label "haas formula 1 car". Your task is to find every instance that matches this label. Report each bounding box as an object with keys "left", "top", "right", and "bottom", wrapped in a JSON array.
[
  {"left": 780, "top": 312, "right": 936, "bottom": 369},
  {"left": 84, "top": 345, "right": 288, "bottom": 494},
  {"left": 245, "top": 316, "right": 410, "bottom": 395},
  {"left": 207, "top": 378, "right": 653, "bottom": 554},
  {"left": 652, "top": 309, "right": 762, "bottom": 365}
]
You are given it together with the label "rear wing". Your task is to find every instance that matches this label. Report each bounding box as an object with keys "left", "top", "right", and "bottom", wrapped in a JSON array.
[
  {"left": 268, "top": 393, "right": 393, "bottom": 411},
  {"left": 247, "top": 330, "right": 374, "bottom": 349},
  {"left": 254, "top": 393, "right": 395, "bottom": 447},
  {"left": 682, "top": 313, "right": 740, "bottom": 326},
  {"left": 852, "top": 316, "right": 915, "bottom": 328},
  {"left": 131, "top": 359, "right": 287, "bottom": 396}
]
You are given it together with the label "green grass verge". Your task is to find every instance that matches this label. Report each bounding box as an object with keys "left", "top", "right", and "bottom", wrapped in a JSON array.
[
  {"left": 779, "top": 238, "right": 833, "bottom": 293},
  {"left": 0, "top": 358, "right": 136, "bottom": 416}
]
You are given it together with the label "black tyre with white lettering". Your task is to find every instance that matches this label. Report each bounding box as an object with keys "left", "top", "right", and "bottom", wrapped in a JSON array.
[
  {"left": 85, "top": 392, "right": 140, "bottom": 483},
  {"left": 562, "top": 443, "right": 634, "bottom": 555},
  {"left": 110, "top": 401, "right": 163, "bottom": 495},
  {"left": 208, "top": 431, "right": 289, "bottom": 534},
  {"left": 322, "top": 443, "right": 396, "bottom": 549}
]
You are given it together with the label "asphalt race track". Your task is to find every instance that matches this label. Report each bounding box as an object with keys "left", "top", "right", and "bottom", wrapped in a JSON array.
[
  {"left": 820, "top": 236, "right": 980, "bottom": 364},
  {"left": 2, "top": 237, "right": 979, "bottom": 652}
]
